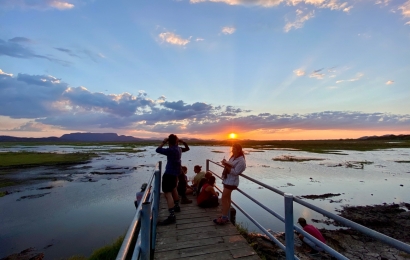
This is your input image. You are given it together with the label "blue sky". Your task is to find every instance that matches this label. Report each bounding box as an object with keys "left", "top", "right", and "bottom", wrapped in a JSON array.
[{"left": 0, "top": 0, "right": 409, "bottom": 140}]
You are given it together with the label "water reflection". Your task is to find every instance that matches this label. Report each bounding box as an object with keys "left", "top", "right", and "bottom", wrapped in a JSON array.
[{"left": 0, "top": 145, "right": 409, "bottom": 259}]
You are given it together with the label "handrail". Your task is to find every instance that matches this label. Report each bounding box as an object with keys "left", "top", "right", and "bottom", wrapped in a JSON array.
[
  {"left": 206, "top": 159, "right": 410, "bottom": 259},
  {"left": 116, "top": 161, "right": 162, "bottom": 260}
]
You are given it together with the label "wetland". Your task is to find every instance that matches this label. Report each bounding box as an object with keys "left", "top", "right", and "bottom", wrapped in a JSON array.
[{"left": 0, "top": 139, "right": 409, "bottom": 259}]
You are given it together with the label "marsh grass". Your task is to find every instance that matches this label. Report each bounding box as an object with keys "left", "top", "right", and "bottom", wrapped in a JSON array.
[
  {"left": 66, "top": 235, "right": 124, "bottom": 260},
  {"left": 2, "top": 139, "right": 410, "bottom": 153},
  {"left": 0, "top": 152, "right": 98, "bottom": 168}
]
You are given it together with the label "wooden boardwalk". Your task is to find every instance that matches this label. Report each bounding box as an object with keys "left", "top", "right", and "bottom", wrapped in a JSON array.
[{"left": 154, "top": 194, "right": 261, "bottom": 259}]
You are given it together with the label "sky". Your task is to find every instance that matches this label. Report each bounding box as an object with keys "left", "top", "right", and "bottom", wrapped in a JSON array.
[{"left": 0, "top": 0, "right": 409, "bottom": 140}]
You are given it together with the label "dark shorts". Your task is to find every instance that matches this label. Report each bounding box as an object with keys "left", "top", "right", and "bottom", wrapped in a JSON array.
[
  {"left": 223, "top": 184, "right": 238, "bottom": 190},
  {"left": 162, "top": 174, "right": 178, "bottom": 193}
]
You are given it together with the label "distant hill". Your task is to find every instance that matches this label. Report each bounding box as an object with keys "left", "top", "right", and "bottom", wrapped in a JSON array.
[
  {"left": 60, "top": 133, "right": 144, "bottom": 142},
  {"left": 0, "top": 133, "right": 145, "bottom": 142},
  {"left": 358, "top": 134, "right": 410, "bottom": 140}
]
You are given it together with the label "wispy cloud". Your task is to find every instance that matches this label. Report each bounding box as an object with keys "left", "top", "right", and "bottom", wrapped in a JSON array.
[
  {"left": 0, "top": 0, "right": 74, "bottom": 10},
  {"left": 0, "top": 69, "right": 13, "bottom": 77},
  {"left": 190, "top": 0, "right": 283, "bottom": 7},
  {"left": 0, "top": 38, "right": 71, "bottom": 66},
  {"left": 284, "top": 9, "right": 315, "bottom": 32},
  {"left": 335, "top": 73, "right": 364, "bottom": 84},
  {"left": 309, "top": 68, "right": 325, "bottom": 79},
  {"left": 190, "top": 0, "right": 352, "bottom": 11},
  {"left": 221, "top": 26, "right": 236, "bottom": 35},
  {"left": 293, "top": 69, "right": 305, "bottom": 76},
  {"left": 55, "top": 47, "right": 80, "bottom": 57},
  {"left": 399, "top": 0, "right": 410, "bottom": 24},
  {"left": 386, "top": 80, "right": 394, "bottom": 85},
  {"left": 9, "top": 37, "right": 33, "bottom": 43},
  {"left": 159, "top": 32, "right": 191, "bottom": 46},
  {"left": 376, "top": 0, "right": 391, "bottom": 6}
]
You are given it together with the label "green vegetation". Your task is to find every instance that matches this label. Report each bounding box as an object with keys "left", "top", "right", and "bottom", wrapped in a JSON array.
[
  {"left": 2, "top": 138, "right": 410, "bottom": 154},
  {"left": 0, "top": 151, "right": 98, "bottom": 168},
  {"left": 0, "top": 191, "right": 6, "bottom": 197},
  {"left": 66, "top": 236, "right": 124, "bottom": 260}
]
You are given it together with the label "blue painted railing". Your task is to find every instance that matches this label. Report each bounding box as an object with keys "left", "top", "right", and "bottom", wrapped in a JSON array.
[
  {"left": 116, "top": 161, "right": 162, "bottom": 260},
  {"left": 206, "top": 159, "right": 410, "bottom": 260}
]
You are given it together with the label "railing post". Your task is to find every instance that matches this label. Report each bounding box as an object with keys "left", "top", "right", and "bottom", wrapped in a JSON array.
[
  {"left": 206, "top": 159, "right": 209, "bottom": 172},
  {"left": 284, "top": 193, "right": 295, "bottom": 260},
  {"left": 141, "top": 201, "right": 152, "bottom": 260},
  {"left": 151, "top": 161, "right": 161, "bottom": 252}
]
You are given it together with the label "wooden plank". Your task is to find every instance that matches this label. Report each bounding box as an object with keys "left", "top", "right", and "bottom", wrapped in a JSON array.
[
  {"left": 154, "top": 241, "right": 249, "bottom": 259},
  {"left": 156, "top": 228, "right": 240, "bottom": 244},
  {"left": 154, "top": 194, "right": 260, "bottom": 259}
]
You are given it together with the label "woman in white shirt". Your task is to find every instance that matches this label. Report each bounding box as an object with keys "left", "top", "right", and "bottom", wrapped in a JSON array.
[{"left": 213, "top": 143, "right": 246, "bottom": 225}]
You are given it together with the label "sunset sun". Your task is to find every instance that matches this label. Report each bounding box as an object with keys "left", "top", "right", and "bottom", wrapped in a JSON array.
[{"left": 229, "top": 133, "right": 237, "bottom": 139}]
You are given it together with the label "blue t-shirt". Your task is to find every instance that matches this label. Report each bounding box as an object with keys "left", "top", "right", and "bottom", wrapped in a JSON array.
[{"left": 156, "top": 145, "right": 189, "bottom": 176}]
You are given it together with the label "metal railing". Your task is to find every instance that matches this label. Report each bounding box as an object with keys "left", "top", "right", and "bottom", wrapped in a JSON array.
[
  {"left": 116, "top": 161, "right": 162, "bottom": 260},
  {"left": 206, "top": 159, "right": 410, "bottom": 260}
]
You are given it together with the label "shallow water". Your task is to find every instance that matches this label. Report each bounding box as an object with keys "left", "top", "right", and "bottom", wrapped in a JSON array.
[{"left": 0, "top": 145, "right": 409, "bottom": 259}]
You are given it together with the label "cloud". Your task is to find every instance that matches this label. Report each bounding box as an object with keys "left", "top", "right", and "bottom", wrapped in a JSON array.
[
  {"left": 9, "top": 37, "right": 33, "bottom": 43},
  {"left": 190, "top": 0, "right": 351, "bottom": 11},
  {"left": 399, "top": 0, "right": 410, "bottom": 24},
  {"left": 376, "top": 0, "right": 391, "bottom": 6},
  {"left": 190, "top": 0, "right": 283, "bottom": 7},
  {"left": 55, "top": 47, "right": 80, "bottom": 57},
  {"left": 0, "top": 69, "right": 13, "bottom": 77},
  {"left": 159, "top": 32, "right": 190, "bottom": 46},
  {"left": 10, "top": 121, "right": 51, "bottom": 132},
  {"left": 335, "top": 73, "right": 364, "bottom": 84},
  {"left": 386, "top": 80, "right": 394, "bottom": 85},
  {"left": 0, "top": 38, "right": 70, "bottom": 66},
  {"left": 0, "top": 0, "right": 74, "bottom": 10},
  {"left": 293, "top": 69, "right": 305, "bottom": 76},
  {"left": 284, "top": 9, "right": 315, "bottom": 32},
  {"left": 309, "top": 68, "right": 325, "bottom": 79},
  {"left": 196, "top": 38, "right": 205, "bottom": 41},
  {"left": 2, "top": 71, "right": 410, "bottom": 135},
  {"left": 221, "top": 26, "right": 236, "bottom": 34},
  {"left": 161, "top": 100, "right": 213, "bottom": 112},
  {"left": 55, "top": 47, "right": 105, "bottom": 62}
]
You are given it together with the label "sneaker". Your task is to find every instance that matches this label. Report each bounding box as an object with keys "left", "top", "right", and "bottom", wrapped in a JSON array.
[
  {"left": 181, "top": 197, "right": 192, "bottom": 204},
  {"left": 213, "top": 216, "right": 229, "bottom": 225},
  {"left": 158, "top": 215, "right": 176, "bottom": 226},
  {"left": 174, "top": 205, "right": 181, "bottom": 212}
]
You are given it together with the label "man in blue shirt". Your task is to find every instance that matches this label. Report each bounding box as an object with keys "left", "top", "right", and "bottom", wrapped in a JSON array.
[{"left": 156, "top": 134, "right": 190, "bottom": 225}]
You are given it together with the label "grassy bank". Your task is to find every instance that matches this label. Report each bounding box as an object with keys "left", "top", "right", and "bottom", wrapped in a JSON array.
[
  {"left": 67, "top": 236, "right": 124, "bottom": 260},
  {"left": 3, "top": 139, "right": 410, "bottom": 154},
  {"left": 0, "top": 151, "right": 98, "bottom": 169}
]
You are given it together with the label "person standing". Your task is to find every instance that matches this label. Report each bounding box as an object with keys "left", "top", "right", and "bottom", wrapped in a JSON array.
[
  {"left": 297, "top": 217, "right": 326, "bottom": 255},
  {"left": 213, "top": 143, "right": 246, "bottom": 225},
  {"left": 156, "top": 134, "right": 190, "bottom": 225}
]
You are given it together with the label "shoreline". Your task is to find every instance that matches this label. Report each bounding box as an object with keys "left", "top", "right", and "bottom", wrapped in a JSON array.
[{"left": 241, "top": 203, "right": 410, "bottom": 260}]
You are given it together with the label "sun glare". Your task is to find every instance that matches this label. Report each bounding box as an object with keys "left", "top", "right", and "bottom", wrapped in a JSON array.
[{"left": 229, "top": 133, "right": 237, "bottom": 139}]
